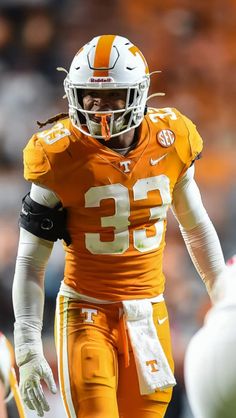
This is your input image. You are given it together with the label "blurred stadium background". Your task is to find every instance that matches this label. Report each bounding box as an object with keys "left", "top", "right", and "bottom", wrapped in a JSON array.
[{"left": 0, "top": 0, "right": 236, "bottom": 417}]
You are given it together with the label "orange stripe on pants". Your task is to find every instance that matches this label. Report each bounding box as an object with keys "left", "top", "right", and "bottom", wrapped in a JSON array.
[{"left": 56, "top": 295, "right": 76, "bottom": 418}]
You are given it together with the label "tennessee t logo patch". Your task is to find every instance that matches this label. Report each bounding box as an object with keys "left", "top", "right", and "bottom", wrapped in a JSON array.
[
  {"left": 81, "top": 308, "right": 98, "bottom": 323},
  {"left": 119, "top": 160, "right": 132, "bottom": 173},
  {"left": 146, "top": 359, "right": 159, "bottom": 372}
]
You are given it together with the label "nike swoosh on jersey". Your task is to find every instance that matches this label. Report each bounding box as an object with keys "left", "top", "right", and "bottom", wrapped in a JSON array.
[
  {"left": 150, "top": 153, "right": 168, "bottom": 166},
  {"left": 157, "top": 316, "right": 168, "bottom": 325}
]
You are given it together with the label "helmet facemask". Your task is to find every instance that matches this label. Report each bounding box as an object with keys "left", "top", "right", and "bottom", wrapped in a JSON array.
[{"left": 64, "top": 80, "right": 150, "bottom": 140}]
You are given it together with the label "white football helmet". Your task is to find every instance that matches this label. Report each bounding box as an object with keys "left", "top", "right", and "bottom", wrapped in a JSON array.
[{"left": 64, "top": 34, "right": 150, "bottom": 140}]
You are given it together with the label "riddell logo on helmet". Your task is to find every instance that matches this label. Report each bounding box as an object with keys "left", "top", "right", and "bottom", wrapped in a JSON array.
[{"left": 89, "top": 77, "right": 113, "bottom": 83}]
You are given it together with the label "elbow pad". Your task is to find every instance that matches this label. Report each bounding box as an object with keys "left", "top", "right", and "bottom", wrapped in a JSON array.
[{"left": 19, "top": 193, "right": 71, "bottom": 245}]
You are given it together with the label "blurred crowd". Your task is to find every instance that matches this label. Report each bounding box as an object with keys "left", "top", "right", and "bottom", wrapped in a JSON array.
[{"left": 0, "top": 0, "right": 236, "bottom": 417}]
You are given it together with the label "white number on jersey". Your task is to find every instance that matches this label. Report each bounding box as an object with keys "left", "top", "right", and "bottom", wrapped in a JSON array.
[
  {"left": 38, "top": 123, "right": 70, "bottom": 144},
  {"left": 148, "top": 107, "right": 178, "bottom": 124},
  {"left": 85, "top": 175, "right": 171, "bottom": 254}
]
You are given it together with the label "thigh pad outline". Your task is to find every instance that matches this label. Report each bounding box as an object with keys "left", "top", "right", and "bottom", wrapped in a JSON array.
[{"left": 80, "top": 342, "right": 117, "bottom": 388}]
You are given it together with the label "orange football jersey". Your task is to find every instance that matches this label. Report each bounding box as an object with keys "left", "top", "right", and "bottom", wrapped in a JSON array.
[{"left": 23, "top": 107, "right": 203, "bottom": 300}]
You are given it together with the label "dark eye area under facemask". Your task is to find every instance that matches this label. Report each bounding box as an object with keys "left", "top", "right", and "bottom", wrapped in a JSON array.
[{"left": 128, "top": 89, "right": 135, "bottom": 105}]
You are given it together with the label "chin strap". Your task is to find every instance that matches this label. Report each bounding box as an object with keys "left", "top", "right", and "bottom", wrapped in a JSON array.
[{"left": 95, "top": 113, "right": 112, "bottom": 141}]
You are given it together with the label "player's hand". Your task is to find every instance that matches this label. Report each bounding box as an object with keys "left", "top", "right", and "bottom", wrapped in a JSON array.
[{"left": 19, "top": 355, "right": 57, "bottom": 417}]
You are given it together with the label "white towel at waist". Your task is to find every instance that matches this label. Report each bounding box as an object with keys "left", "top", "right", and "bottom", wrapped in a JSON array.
[{"left": 122, "top": 299, "right": 176, "bottom": 395}]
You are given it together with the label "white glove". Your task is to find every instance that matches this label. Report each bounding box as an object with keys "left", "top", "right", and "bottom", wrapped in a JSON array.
[{"left": 19, "top": 354, "right": 57, "bottom": 417}]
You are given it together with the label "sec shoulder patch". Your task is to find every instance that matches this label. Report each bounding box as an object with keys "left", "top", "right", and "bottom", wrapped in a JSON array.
[{"left": 157, "top": 129, "right": 175, "bottom": 147}]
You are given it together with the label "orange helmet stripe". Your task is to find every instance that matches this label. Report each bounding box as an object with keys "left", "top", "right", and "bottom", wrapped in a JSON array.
[{"left": 93, "top": 35, "right": 116, "bottom": 76}]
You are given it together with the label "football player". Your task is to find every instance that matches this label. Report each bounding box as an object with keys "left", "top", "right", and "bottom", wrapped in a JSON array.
[
  {"left": 13, "top": 35, "right": 226, "bottom": 418},
  {"left": 184, "top": 256, "right": 236, "bottom": 418},
  {"left": 0, "top": 332, "right": 26, "bottom": 418}
]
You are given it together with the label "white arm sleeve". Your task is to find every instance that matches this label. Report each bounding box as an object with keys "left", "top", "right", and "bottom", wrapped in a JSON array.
[
  {"left": 13, "top": 185, "right": 60, "bottom": 365},
  {"left": 171, "top": 166, "right": 226, "bottom": 303}
]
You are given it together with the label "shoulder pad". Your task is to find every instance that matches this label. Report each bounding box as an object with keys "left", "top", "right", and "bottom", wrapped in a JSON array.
[
  {"left": 171, "top": 109, "right": 203, "bottom": 165},
  {"left": 36, "top": 120, "right": 71, "bottom": 153},
  {"left": 23, "top": 119, "right": 72, "bottom": 184},
  {"left": 23, "top": 134, "right": 51, "bottom": 183},
  {"left": 147, "top": 107, "right": 203, "bottom": 166}
]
